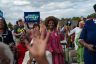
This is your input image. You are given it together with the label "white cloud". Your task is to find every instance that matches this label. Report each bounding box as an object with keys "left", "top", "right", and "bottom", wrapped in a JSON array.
[
  {"left": 0, "top": 0, "right": 12, "bottom": 4},
  {"left": 40, "top": 0, "right": 96, "bottom": 18},
  {"left": 0, "top": 0, "right": 96, "bottom": 24},
  {"left": 13, "top": 0, "right": 30, "bottom": 6},
  {"left": 40, "top": 1, "right": 74, "bottom": 11}
]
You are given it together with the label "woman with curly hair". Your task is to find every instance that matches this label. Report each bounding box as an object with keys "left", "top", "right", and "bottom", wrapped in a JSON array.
[{"left": 45, "top": 16, "right": 65, "bottom": 64}]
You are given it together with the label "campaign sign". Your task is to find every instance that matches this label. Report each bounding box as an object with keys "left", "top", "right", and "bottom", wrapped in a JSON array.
[
  {"left": 0, "top": 10, "right": 3, "bottom": 17},
  {"left": 24, "top": 12, "right": 40, "bottom": 23}
]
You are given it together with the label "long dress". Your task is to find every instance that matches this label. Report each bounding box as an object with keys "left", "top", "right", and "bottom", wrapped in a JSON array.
[
  {"left": 75, "top": 31, "right": 84, "bottom": 64},
  {"left": 79, "top": 19, "right": 96, "bottom": 64},
  {"left": 46, "top": 30, "right": 65, "bottom": 64},
  {"left": 69, "top": 27, "right": 82, "bottom": 50}
]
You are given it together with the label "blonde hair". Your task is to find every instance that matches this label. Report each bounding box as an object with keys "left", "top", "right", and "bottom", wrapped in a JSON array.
[{"left": 79, "top": 21, "right": 85, "bottom": 24}]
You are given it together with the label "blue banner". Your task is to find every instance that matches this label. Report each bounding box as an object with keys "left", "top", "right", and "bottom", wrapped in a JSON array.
[{"left": 24, "top": 12, "right": 40, "bottom": 23}]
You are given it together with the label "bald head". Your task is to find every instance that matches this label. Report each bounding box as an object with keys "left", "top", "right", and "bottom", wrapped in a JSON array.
[{"left": 0, "top": 43, "right": 14, "bottom": 64}]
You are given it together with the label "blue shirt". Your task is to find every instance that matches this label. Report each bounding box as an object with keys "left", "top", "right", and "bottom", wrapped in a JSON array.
[{"left": 79, "top": 19, "right": 96, "bottom": 64}]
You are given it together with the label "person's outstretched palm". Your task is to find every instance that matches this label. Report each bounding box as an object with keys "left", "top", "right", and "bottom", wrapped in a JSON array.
[{"left": 26, "top": 25, "right": 50, "bottom": 64}]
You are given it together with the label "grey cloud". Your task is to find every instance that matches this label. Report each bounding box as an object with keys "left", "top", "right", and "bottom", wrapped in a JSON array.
[
  {"left": 0, "top": 0, "right": 96, "bottom": 24},
  {"left": 40, "top": 1, "right": 75, "bottom": 12},
  {"left": 13, "top": 0, "right": 30, "bottom": 6}
]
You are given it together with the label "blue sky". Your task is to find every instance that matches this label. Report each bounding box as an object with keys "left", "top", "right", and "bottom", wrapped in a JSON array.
[{"left": 0, "top": 0, "right": 96, "bottom": 24}]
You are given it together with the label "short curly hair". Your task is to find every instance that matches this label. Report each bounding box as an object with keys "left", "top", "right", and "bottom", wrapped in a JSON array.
[{"left": 45, "top": 16, "right": 58, "bottom": 29}]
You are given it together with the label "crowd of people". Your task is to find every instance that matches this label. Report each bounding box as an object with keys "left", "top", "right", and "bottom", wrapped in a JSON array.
[{"left": 0, "top": 4, "right": 96, "bottom": 64}]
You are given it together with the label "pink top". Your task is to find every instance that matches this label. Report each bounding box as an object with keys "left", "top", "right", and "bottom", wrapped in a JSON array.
[{"left": 46, "top": 31, "right": 64, "bottom": 53}]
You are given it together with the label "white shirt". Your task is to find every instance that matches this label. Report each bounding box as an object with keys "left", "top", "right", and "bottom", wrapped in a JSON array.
[
  {"left": 22, "top": 51, "right": 52, "bottom": 64},
  {"left": 69, "top": 27, "right": 82, "bottom": 50}
]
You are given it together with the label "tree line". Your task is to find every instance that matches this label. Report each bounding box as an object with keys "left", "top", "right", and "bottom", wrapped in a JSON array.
[{"left": 8, "top": 13, "right": 96, "bottom": 30}]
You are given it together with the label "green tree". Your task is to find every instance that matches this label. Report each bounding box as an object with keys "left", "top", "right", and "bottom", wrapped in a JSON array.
[
  {"left": 72, "top": 17, "right": 80, "bottom": 21},
  {"left": 87, "top": 13, "right": 96, "bottom": 18}
]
